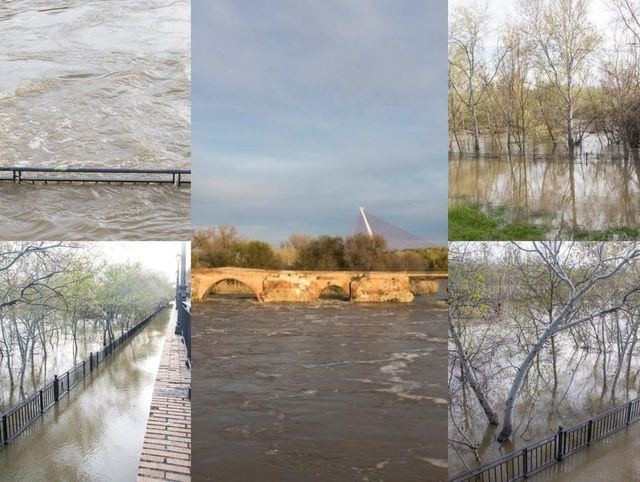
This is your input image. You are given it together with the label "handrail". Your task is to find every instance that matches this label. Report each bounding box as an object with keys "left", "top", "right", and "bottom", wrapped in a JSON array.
[
  {"left": 176, "top": 299, "right": 191, "bottom": 367},
  {"left": 0, "top": 166, "right": 191, "bottom": 186},
  {"left": 450, "top": 397, "right": 640, "bottom": 481},
  {"left": 0, "top": 301, "right": 170, "bottom": 448}
]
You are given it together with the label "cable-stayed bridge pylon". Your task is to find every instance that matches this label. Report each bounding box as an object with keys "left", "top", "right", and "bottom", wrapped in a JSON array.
[{"left": 349, "top": 207, "right": 430, "bottom": 250}]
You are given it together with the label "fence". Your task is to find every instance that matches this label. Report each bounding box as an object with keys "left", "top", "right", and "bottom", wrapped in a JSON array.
[
  {"left": 451, "top": 152, "right": 630, "bottom": 165},
  {"left": 176, "top": 299, "right": 191, "bottom": 366},
  {"left": 0, "top": 167, "right": 191, "bottom": 186},
  {"left": 450, "top": 397, "right": 640, "bottom": 481},
  {"left": 0, "top": 302, "right": 169, "bottom": 448}
]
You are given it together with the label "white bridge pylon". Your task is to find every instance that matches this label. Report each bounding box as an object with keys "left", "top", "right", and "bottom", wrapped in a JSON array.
[
  {"left": 359, "top": 206, "right": 374, "bottom": 237},
  {"left": 353, "top": 207, "right": 429, "bottom": 250}
]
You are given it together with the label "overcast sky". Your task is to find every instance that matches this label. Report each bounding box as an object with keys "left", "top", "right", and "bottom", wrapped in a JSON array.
[
  {"left": 192, "top": 1, "right": 447, "bottom": 245},
  {"left": 95, "top": 242, "right": 188, "bottom": 283},
  {"left": 449, "top": 0, "right": 614, "bottom": 45}
]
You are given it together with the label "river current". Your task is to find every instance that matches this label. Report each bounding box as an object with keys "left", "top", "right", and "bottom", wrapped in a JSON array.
[
  {"left": 193, "top": 297, "right": 448, "bottom": 481},
  {"left": 0, "top": 1, "right": 190, "bottom": 239}
]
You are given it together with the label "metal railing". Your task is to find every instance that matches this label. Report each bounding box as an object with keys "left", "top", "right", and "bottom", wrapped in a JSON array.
[
  {"left": 450, "top": 397, "right": 640, "bottom": 481},
  {"left": 0, "top": 302, "right": 169, "bottom": 448},
  {"left": 0, "top": 167, "right": 191, "bottom": 186},
  {"left": 176, "top": 299, "right": 191, "bottom": 367}
]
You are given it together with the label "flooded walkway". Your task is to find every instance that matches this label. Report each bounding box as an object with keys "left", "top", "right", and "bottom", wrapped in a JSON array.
[
  {"left": 138, "top": 308, "right": 192, "bottom": 481},
  {"left": 533, "top": 423, "right": 640, "bottom": 481},
  {"left": 193, "top": 298, "right": 448, "bottom": 481},
  {"left": 0, "top": 307, "right": 172, "bottom": 481}
]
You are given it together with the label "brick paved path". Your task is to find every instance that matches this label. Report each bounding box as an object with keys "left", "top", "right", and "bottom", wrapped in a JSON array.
[{"left": 138, "top": 310, "right": 191, "bottom": 481}]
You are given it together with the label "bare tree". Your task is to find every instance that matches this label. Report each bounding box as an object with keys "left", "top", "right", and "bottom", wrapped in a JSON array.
[
  {"left": 449, "top": 2, "right": 505, "bottom": 155},
  {"left": 520, "top": 0, "right": 600, "bottom": 152}
]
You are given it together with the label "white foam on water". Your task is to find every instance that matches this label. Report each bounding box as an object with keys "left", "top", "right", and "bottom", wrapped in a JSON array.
[{"left": 421, "top": 457, "right": 448, "bottom": 468}]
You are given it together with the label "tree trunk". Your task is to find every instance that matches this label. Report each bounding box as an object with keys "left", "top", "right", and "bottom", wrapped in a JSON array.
[{"left": 449, "top": 323, "right": 499, "bottom": 425}]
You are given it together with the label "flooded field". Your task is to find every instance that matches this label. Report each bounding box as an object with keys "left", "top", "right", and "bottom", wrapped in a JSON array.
[
  {"left": 449, "top": 135, "right": 640, "bottom": 235},
  {"left": 0, "top": 0, "right": 190, "bottom": 239},
  {"left": 0, "top": 321, "right": 104, "bottom": 411},
  {"left": 0, "top": 307, "right": 171, "bottom": 481},
  {"left": 193, "top": 298, "right": 448, "bottom": 481}
]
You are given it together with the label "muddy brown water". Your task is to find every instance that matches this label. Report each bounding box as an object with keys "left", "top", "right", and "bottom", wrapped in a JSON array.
[
  {"left": 0, "top": 0, "right": 190, "bottom": 239},
  {"left": 0, "top": 307, "right": 172, "bottom": 481},
  {"left": 449, "top": 134, "right": 640, "bottom": 235},
  {"left": 449, "top": 156, "right": 640, "bottom": 234},
  {"left": 193, "top": 297, "right": 448, "bottom": 482}
]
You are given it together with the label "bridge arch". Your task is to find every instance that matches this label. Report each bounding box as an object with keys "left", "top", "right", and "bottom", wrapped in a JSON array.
[
  {"left": 194, "top": 273, "right": 264, "bottom": 301},
  {"left": 207, "top": 278, "right": 260, "bottom": 300},
  {"left": 318, "top": 284, "right": 350, "bottom": 301}
]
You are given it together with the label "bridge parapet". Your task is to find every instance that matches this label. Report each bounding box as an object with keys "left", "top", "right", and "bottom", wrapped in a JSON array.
[{"left": 192, "top": 268, "right": 447, "bottom": 303}]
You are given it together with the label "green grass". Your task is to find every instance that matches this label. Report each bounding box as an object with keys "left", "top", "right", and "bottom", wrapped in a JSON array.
[
  {"left": 570, "top": 226, "right": 640, "bottom": 241},
  {"left": 449, "top": 203, "right": 549, "bottom": 241}
]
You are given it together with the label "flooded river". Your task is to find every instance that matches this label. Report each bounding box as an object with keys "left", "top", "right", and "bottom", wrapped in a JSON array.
[
  {"left": 193, "top": 298, "right": 448, "bottom": 482},
  {"left": 0, "top": 307, "right": 171, "bottom": 481},
  {"left": 0, "top": 0, "right": 190, "bottom": 239}
]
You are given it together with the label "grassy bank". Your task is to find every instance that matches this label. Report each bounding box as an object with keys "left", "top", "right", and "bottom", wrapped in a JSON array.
[
  {"left": 570, "top": 226, "right": 640, "bottom": 241},
  {"left": 449, "top": 203, "right": 549, "bottom": 241},
  {"left": 449, "top": 203, "right": 640, "bottom": 241}
]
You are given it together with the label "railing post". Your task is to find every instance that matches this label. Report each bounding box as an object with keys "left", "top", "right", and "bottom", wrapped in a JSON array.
[
  {"left": 556, "top": 426, "right": 564, "bottom": 461},
  {"left": 39, "top": 389, "right": 44, "bottom": 413},
  {"left": 587, "top": 420, "right": 593, "bottom": 445},
  {"left": 83, "top": 360, "right": 86, "bottom": 378},
  {"left": 626, "top": 401, "right": 633, "bottom": 426},
  {"left": 66, "top": 371, "right": 70, "bottom": 391},
  {"left": 53, "top": 375, "right": 60, "bottom": 402},
  {"left": 89, "top": 352, "right": 94, "bottom": 371},
  {"left": 2, "top": 415, "right": 8, "bottom": 444},
  {"left": 522, "top": 446, "right": 528, "bottom": 478}
]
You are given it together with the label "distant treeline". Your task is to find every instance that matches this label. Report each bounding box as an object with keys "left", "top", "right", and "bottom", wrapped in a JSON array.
[
  {"left": 192, "top": 226, "right": 447, "bottom": 272},
  {"left": 449, "top": 0, "right": 640, "bottom": 156}
]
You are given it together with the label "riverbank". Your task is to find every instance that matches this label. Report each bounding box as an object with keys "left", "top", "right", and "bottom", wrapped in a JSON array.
[{"left": 449, "top": 202, "right": 640, "bottom": 241}]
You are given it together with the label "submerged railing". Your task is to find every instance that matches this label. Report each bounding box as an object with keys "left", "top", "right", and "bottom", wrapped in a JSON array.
[
  {"left": 0, "top": 167, "right": 191, "bottom": 186},
  {"left": 0, "top": 302, "right": 169, "bottom": 448},
  {"left": 450, "top": 397, "right": 640, "bottom": 481},
  {"left": 450, "top": 152, "right": 630, "bottom": 165}
]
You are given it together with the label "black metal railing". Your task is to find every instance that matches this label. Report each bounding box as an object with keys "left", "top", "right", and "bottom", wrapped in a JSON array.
[
  {"left": 450, "top": 397, "right": 640, "bottom": 482},
  {"left": 176, "top": 299, "right": 191, "bottom": 366},
  {"left": 0, "top": 167, "right": 191, "bottom": 186},
  {"left": 0, "top": 302, "right": 169, "bottom": 448}
]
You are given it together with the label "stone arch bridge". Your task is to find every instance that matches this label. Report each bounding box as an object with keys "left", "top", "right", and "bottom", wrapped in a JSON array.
[{"left": 192, "top": 267, "right": 447, "bottom": 303}]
